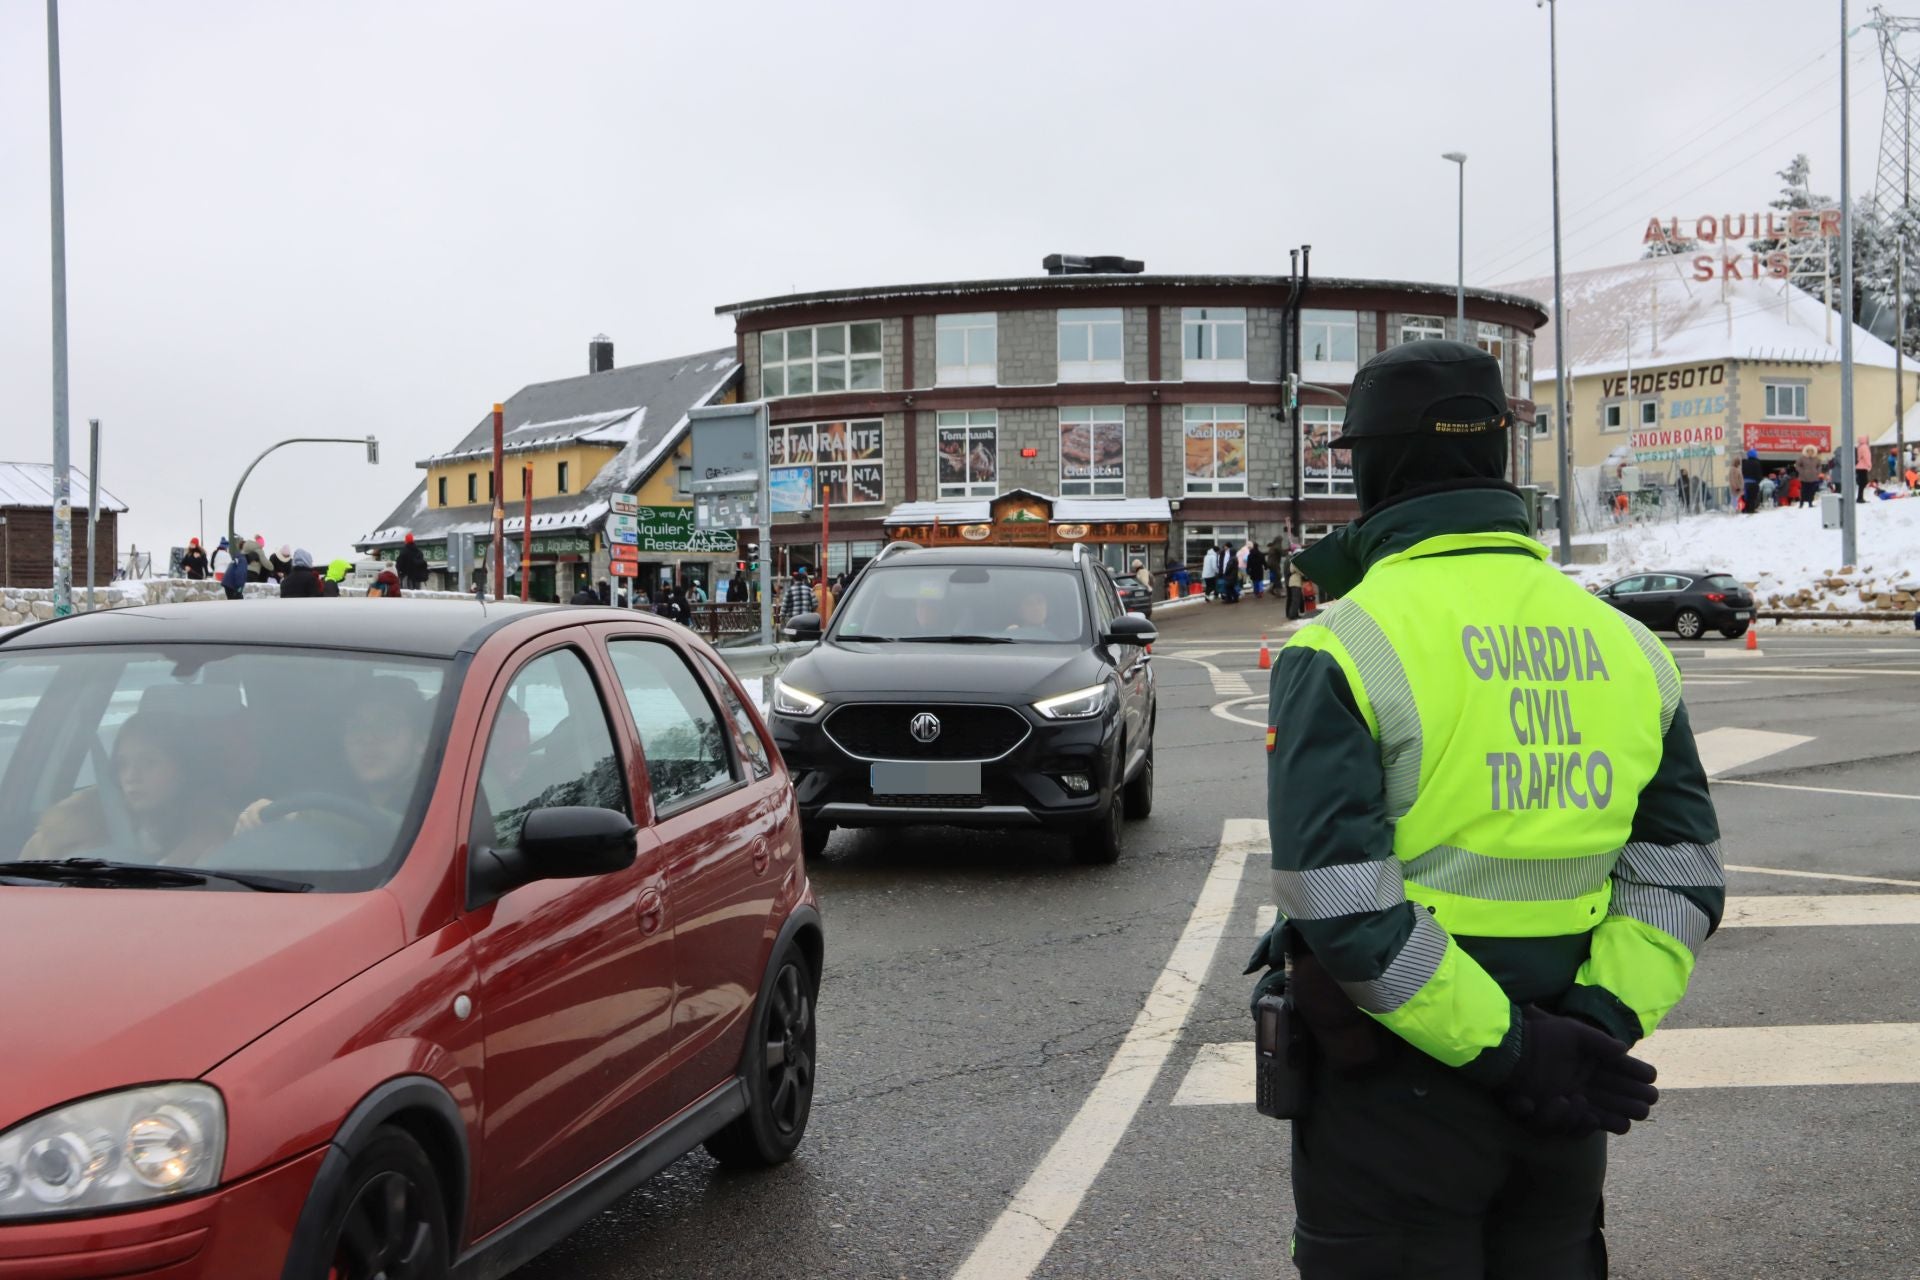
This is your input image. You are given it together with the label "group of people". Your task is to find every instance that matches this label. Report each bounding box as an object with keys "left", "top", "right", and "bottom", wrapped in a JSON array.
[
  {"left": 1737, "top": 439, "right": 1887, "bottom": 513},
  {"left": 177, "top": 534, "right": 358, "bottom": 600},
  {"left": 1165, "top": 538, "right": 1309, "bottom": 618}
]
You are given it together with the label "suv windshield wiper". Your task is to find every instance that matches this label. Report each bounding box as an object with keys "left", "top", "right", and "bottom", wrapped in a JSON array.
[
  {"left": 0, "top": 858, "right": 312, "bottom": 893},
  {"left": 899, "top": 634, "right": 1018, "bottom": 645},
  {"left": 838, "top": 634, "right": 898, "bottom": 642}
]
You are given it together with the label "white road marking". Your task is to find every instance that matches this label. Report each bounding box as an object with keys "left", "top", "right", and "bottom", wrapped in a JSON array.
[
  {"left": 1171, "top": 1024, "right": 1920, "bottom": 1105},
  {"left": 1724, "top": 894, "right": 1920, "bottom": 927},
  {"left": 1692, "top": 647, "right": 1765, "bottom": 659},
  {"left": 1714, "top": 778, "right": 1920, "bottom": 802},
  {"left": 1256, "top": 903, "right": 1278, "bottom": 935},
  {"left": 951, "top": 819, "right": 1262, "bottom": 1280},
  {"left": 1210, "top": 694, "right": 1267, "bottom": 729},
  {"left": 1155, "top": 652, "right": 1255, "bottom": 698},
  {"left": 1727, "top": 863, "right": 1920, "bottom": 888},
  {"left": 1692, "top": 726, "right": 1813, "bottom": 776}
]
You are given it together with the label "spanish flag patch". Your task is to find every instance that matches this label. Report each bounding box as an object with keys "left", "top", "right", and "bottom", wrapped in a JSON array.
[{"left": 1265, "top": 726, "right": 1277, "bottom": 754}]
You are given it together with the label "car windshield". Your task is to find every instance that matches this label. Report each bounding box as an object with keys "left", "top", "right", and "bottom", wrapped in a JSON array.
[
  {"left": 0, "top": 645, "right": 451, "bottom": 893},
  {"left": 833, "top": 565, "right": 1088, "bottom": 644},
  {"left": 1703, "top": 574, "right": 1743, "bottom": 592}
]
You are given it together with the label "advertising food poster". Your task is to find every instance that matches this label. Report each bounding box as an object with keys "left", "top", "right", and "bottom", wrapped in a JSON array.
[
  {"left": 1183, "top": 423, "right": 1214, "bottom": 483},
  {"left": 937, "top": 429, "right": 968, "bottom": 487},
  {"left": 1214, "top": 419, "right": 1246, "bottom": 481},
  {"left": 1301, "top": 418, "right": 1349, "bottom": 483},
  {"left": 1061, "top": 420, "right": 1092, "bottom": 478}
]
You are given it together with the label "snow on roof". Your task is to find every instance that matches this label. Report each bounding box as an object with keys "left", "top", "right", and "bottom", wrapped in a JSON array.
[
  {"left": 0, "top": 461, "right": 128, "bottom": 512},
  {"left": 1502, "top": 257, "right": 1902, "bottom": 382},
  {"left": 418, "top": 407, "right": 647, "bottom": 466}
]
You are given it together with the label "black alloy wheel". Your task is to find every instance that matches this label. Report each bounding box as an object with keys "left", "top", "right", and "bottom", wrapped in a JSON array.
[
  {"left": 706, "top": 951, "right": 817, "bottom": 1168},
  {"left": 322, "top": 1129, "right": 448, "bottom": 1280},
  {"left": 801, "top": 821, "right": 831, "bottom": 860},
  {"left": 1674, "top": 609, "right": 1705, "bottom": 640}
]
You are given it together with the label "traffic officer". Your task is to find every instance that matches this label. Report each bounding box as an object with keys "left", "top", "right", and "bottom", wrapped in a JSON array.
[{"left": 1251, "top": 340, "right": 1723, "bottom": 1277}]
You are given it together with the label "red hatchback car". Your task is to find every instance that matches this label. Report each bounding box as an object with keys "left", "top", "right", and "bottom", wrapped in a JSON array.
[{"left": 0, "top": 600, "right": 821, "bottom": 1280}]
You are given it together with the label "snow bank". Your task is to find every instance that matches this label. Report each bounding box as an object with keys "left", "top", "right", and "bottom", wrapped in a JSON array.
[{"left": 1566, "top": 495, "right": 1920, "bottom": 625}]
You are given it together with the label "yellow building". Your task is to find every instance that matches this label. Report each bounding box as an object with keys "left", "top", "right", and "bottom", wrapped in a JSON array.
[
  {"left": 360, "top": 339, "right": 741, "bottom": 600},
  {"left": 1505, "top": 258, "right": 1920, "bottom": 518}
]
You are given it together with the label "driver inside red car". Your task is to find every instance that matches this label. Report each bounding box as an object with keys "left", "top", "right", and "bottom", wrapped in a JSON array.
[{"left": 234, "top": 680, "right": 431, "bottom": 835}]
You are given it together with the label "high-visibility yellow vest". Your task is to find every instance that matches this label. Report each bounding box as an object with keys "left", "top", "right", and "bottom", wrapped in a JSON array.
[{"left": 1285, "top": 531, "right": 1683, "bottom": 1061}]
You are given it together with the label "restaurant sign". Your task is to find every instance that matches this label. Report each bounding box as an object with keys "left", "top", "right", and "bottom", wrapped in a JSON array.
[{"left": 632, "top": 505, "right": 737, "bottom": 554}]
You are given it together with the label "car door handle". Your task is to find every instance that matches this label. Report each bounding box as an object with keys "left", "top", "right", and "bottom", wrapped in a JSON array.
[
  {"left": 637, "top": 888, "right": 665, "bottom": 935},
  {"left": 751, "top": 837, "right": 771, "bottom": 876}
]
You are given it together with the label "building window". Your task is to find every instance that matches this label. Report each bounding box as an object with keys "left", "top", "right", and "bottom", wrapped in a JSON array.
[
  {"left": 437, "top": 476, "right": 447, "bottom": 506},
  {"left": 1060, "top": 406, "right": 1126, "bottom": 496},
  {"left": 936, "top": 313, "right": 997, "bottom": 386},
  {"left": 1531, "top": 403, "right": 1553, "bottom": 438},
  {"left": 1301, "top": 406, "right": 1352, "bottom": 496},
  {"left": 1640, "top": 400, "right": 1657, "bottom": 427},
  {"left": 1058, "top": 308, "right": 1124, "bottom": 382},
  {"left": 1764, "top": 382, "right": 1807, "bottom": 421},
  {"left": 556, "top": 461, "right": 569, "bottom": 494},
  {"left": 1476, "top": 322, "right": 1505, "bottom": 365},
  {"left": 1182, "top": 404, "right": 1247, "bottom": 495},
  {"left": 936, "top": 410, "right": 998, "bottom": 498},
  {"left": 489, "top": 470, "right": 496, "bottom": 501},
  {"left": 1604, "top": 403, "right": 1625, "bottom": 432},
  {"left": 1401, "top": 315, "right": 1445, "bottom": 345},
  {"left": 1181, "top": 307, "right": 1247, "bottom": 380},
  {"left": 1301, "top": 309, "right": 1358, "bottom": 379},
  {"left": 1184, "top": 524, "right": 1248, "bottom": 569},
  {"left": 767, "top": 419, "right": 886, "bottom": 506},
  {"left": 761, "top": 322, "right": 884, "bottom": 397},
  {"left": 826, "top": 539, "right": 883, "bottom": 578},
  {"left": 1517, "top": 336, "right": 1533, "bottom": 393},
  {"left": 467, "top": 473, "right": 476, "bottom": 503}
]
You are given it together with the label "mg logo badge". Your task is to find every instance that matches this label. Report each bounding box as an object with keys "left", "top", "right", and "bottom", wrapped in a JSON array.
[{"left": 910, "top": 712, "right": 942, "bottom": 744}]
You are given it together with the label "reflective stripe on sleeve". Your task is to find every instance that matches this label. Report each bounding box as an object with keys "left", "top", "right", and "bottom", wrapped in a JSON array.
[
  {"left": 1401, "top": 844, "right": 1618, "bottom": 902},
  {"left": 1271, "top": 860, "right": 1406, "bottom": 920},
  {"left": 1319, "top": 601, "right": 1423, "bottom": 821},
  {"left": 1608, "top": 880, "right": 1712, "bottom": 954},
  {"left": 1338, "top": 908, "right": 1449, "bottom": 1013},
  {"left": 1619, "top": 616, "right": 1682, "bottom": 735},
  {"left": 1617, "top": 839, "right": 1725, "bottom": 889}
]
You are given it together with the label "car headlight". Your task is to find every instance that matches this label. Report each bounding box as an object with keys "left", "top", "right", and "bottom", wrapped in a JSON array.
[
  {"left": 1032, "top": 682, "right": 1112, "bottom": 720},
  {"left": 0, "top": 1084, "right": 225, "bottom": 1220},
  {"left": 772, "top": 678, "right": 825, "bottom": 718}
]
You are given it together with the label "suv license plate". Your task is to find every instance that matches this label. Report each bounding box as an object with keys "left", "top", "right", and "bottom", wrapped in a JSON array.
[
  {"left": 872, "top": 761, "right": 981, "bottom": 796},
  {"left": 1734, "top": 611, "right": 1750, "bottom": 620}
]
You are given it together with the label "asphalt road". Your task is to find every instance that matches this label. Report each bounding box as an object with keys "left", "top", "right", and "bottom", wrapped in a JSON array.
[{"left": 514, "top": 600, "right": 1920, "bottom": 1280}]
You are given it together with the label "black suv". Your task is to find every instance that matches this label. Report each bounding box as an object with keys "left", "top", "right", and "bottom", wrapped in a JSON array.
[{"left": 769, "top": 544, "right": 1156, "bottom": 864}]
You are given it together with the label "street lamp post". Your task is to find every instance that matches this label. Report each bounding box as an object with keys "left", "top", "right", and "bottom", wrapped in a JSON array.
[
  {"left": 46, "top": 0, "right": 73, "bottom": 616},
  {"left": 1443, "top": 152, "right": 1468, "bottom": 331},
  {"left": 227, "top": 436, "right": 380, "bottom": 584},
  {"left": 1542, "top": 0, "right": 1574, "bottom": 564},
  {"left": 1840, "top": 0, "right": 1860, "bottom": 567}
]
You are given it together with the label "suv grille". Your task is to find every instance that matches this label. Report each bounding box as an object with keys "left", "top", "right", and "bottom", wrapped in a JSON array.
[{"left": 824, "top": 703, "right": 1031, "bottom": 761}]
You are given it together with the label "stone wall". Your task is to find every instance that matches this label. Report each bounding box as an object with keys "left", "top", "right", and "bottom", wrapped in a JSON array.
[{"left": 0, "top": 579, "right": 475, "bottom": 628}]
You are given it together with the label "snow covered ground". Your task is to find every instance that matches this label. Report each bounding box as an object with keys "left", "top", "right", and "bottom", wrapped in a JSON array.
[{"left": 1566, "top": 494, "right": 1920, "bottom": 625}]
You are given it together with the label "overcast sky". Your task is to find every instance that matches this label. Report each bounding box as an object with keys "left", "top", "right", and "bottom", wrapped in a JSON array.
[{"left": 0, "top": 0, "right": 1886, "bottom": 563}]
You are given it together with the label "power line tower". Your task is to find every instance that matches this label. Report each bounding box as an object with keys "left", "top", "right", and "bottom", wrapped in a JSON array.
[{"left": 1868, "top": 5, "right": 1920, "bottom": 466}]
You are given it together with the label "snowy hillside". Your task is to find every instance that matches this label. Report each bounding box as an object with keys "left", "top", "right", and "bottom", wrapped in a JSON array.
[{"left": 1566, "top": 496, "right": 1920, "bottom": 618}]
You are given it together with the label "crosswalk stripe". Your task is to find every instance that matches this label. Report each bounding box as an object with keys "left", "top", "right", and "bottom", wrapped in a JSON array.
[{"left": 1171, "top": 1023, "right": 1920, "bottom": 1105}]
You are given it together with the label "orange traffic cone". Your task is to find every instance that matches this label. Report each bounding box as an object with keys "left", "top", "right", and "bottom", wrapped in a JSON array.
[
  {"left": 1258, "top": 635, "right": 1272, "bottom": 669},
  {"left": 1745, "top": 626, "right": 1758, "bottom": 652}
]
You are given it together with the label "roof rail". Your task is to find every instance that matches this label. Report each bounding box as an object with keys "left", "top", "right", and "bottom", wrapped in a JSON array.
[
  {"left": 1071, "top": 542, "right": 1089, "bottom": 564},
  {"left": 875, "top": 540, "right": 921, "bottom": 563}
]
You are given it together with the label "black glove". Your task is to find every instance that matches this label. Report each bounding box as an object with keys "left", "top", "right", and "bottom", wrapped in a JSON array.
[{"left": 1501, "top": 1005, "right": 1659, "bottom": 1137}]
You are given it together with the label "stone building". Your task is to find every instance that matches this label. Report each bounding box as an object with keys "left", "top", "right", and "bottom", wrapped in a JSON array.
[{"left": 714, "top": 263, "right": 1547, "bottom": 578}]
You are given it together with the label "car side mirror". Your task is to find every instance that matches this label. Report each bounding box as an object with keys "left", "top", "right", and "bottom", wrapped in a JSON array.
[
  {"left": 783, "top": 612, "right": 823, "bottom": 641},
  {"left": 1103, "top": 613, "right": 1157, "bottom": 647},
  {"left": 469, "top": 805, "right": 637, "bottom": 905}
]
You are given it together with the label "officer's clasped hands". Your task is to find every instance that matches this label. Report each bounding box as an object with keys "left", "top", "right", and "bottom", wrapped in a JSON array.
[{"left": 1499, "top": 1005, "right": 1660, "bottom": 1138}]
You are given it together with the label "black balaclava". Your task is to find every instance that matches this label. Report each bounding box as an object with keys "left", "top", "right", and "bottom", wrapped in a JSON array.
[{"left": 1350, "top": 423, "right": 1510, "bottom": 517}]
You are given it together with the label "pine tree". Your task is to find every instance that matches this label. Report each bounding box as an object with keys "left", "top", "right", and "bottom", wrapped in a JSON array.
[{"left": 1641, "top": 233, "right": 1699, "bottom": 259}]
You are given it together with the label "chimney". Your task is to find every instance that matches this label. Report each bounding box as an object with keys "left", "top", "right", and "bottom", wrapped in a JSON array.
[
  {"left": 1042, "top": 254, "right": 1145, "bottom": 276},
  {"left": 588, "top": 334, "right": 614, "bottom": 374}
]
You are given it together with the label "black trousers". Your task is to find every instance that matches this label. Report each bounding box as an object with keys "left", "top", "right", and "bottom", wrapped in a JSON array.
[{"left": 1290, "top": 1043, "right": 1608, "bottom": 1278}]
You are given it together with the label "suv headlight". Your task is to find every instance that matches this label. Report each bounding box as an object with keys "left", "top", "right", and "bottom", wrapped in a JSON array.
[
  {"left": 0, "top": 1084, "right": 225, "bottom": 1220},
  {"left": 772, "top": 678, "right": 825, "bottom": 718},
  {"left": 1032, "top": 682, "right": 1112, "bottom": 720}
]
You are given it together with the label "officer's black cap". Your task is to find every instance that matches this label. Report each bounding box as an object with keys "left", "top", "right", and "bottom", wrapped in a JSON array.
[{"left": 1329, "top": 339, "right": 1510, "bottom": 447}]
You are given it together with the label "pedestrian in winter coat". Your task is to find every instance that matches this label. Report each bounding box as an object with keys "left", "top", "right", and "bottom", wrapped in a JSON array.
[
  {"left": 395, "top": 535, "right": 429, "bottom": 590},
  {"left": 1266, "top": 537, "right": 1288, "bottom": 593},
  {"left": 570, "top": 586, "right": 600, "bottom": 605},
  {"left": 1131, "top": 560, "right": 1153, "bottom": 600},
  {"left": 1857, "top": 438, "right": 1874, "bottom": 502},
  {"left": 1286, "top": 562, "right": 1305, "bottom": 619},
  {"left": 181, "top": 539, "right": 209, "bottom": 580},
  {"left": 731, "top": 570, "right": 751, "bottom": 604},
  {"left": 1202, "top": 546, "right": 1221, "bottom": 598},
  {"left": 269, "top": 545, "right": 293, "bottom": 582},
  {"left": 278, "top": 549, "right": 322, "bottom": 598},
  {"left": 244, "top": 540, "right": 270, "bottom": 583},
  {"left": 220, "top": 553, "right": 248, "bottom": 601},
  {"left": 367, "top": 570, "right": 403, "bottom": 598},
  {"left": 321, "top": 559, "right": 351, "bottom": 597},
  {"left": 1246, "top": 542, "right": 1268, "bottom": 599},
  {"left": 1795, "top": 447, "right": 1823, "bottom": 506},
  {"left": 1739, "top": 449, "right": 1766, "bottom": 514},
  {"left": 1221, "top": 545, "right": 1242, "bottom": 604}
]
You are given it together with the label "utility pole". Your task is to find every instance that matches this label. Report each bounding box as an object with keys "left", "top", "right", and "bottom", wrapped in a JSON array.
[
  {"left": 491, "top": 404, "right": 505, "bottom": 601},
  {"left": 87, "top": 418, "right": 99, "bottom": 608},
  {"left": 1842, "top": 0, "right": 1860, "bottom": 567},
  {"left": 1544, "top": 0, "right": 1574, "bottom": 563},
  {"left": 1444, "top": 153, "right": 1468, "bottom": 331},
  {"left": 46, "top": 0, "right": 73, "bottom": 616}
]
